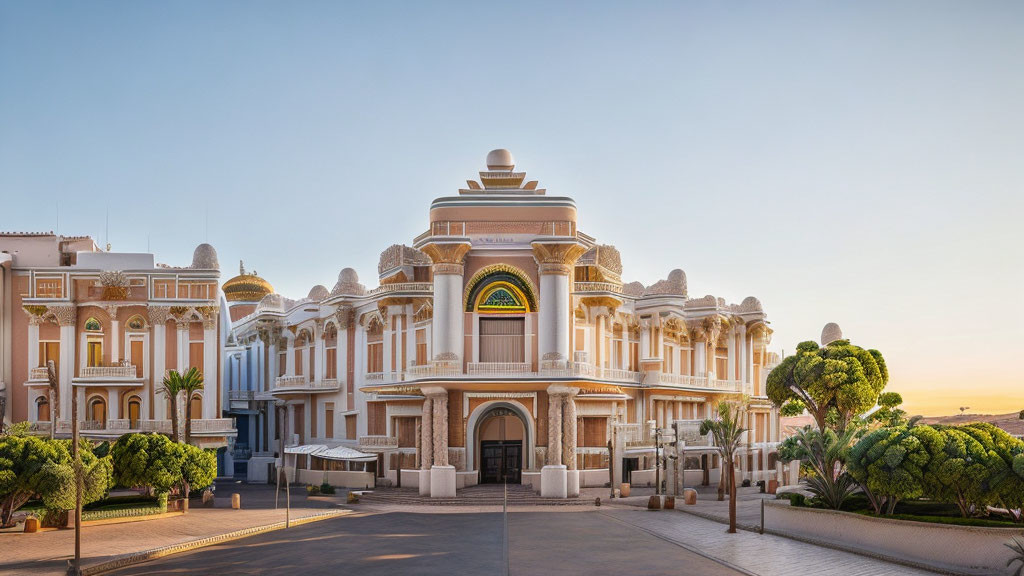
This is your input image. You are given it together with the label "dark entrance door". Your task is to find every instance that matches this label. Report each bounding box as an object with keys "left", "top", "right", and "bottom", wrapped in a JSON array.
[
  {"left": 480, "top": 441, "right": 522, "bottom": 483},
  {"left": 622, "top": 457, "right": 639, "bottom": 484}
]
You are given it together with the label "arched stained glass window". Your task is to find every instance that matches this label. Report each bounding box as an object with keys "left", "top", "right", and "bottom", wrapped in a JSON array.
[
  {"left": 84, "top": 317, "right": 101, "bottom": 331},
  {"left": 476, "top": 284, "right": 528, "bottom": 313}
]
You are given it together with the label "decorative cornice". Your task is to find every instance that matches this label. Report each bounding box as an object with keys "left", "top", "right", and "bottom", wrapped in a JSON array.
[
  {"left": 532, "top": 242, "right": 587, "bottom": 275},
  {"left": 48, "top": 305, "right": 77, "bottom": 327},
  {"left": 420, "top": 242, "right": 471, "bottom": 268}
]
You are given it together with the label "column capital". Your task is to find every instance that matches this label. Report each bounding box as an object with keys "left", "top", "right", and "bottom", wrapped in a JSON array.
[
  {"left": 420, "top": 241, "right": 471, "bottom": 275},
  {"left": 531, "top": 240, "right": 587, "bottom": 275}
]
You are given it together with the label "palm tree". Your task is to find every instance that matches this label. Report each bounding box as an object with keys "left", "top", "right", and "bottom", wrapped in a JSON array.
[
  {"left": 700, "top": 401, "right": 747, "bottom": 534},
  {"left": 158, "top": 370, "right": 185, "bottom": 441},
  {"left": 179, "top": 367, "right": 205, "bottom": 445}
]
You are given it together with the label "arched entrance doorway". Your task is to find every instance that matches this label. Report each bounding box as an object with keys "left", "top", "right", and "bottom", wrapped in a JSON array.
[{"left": 467, "top": 402, "right": 533, "bottom": 484}]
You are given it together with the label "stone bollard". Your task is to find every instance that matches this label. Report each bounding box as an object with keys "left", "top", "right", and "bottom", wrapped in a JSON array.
[
  {"left": 231, "top": 493, "right": 241, "bottom": 509},
  {"left": 683, "top": 488, "right": 697, "bottom": 505},
  {"left": 647, "top": 495, "right": 662, "bottom": 510},
  {"left": 664, "top": 496, "right": 675, "bottom": 510},
  {"left": 620, "top": 483, "right": 631, "bottom": 498},
  {"left": 202, "top": 489, "right": 216, "bottom": 508},
  {"left": 24, "top": 516, "right": 39, "bottom": 533}
]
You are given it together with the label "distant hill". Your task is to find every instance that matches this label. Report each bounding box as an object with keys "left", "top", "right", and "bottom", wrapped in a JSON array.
[
  {"left": 779, "top": 412, "right": 1024, "bottom": 437},
  {"left": 919, "top": 412, "right": 1024, "bottom": 436}
]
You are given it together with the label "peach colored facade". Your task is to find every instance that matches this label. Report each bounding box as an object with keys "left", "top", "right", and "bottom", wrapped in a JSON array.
[
  {"left": 225, "top": 150, "right": 783, "bottom": 495},
  {"left": 0, "top": 233, "right": 234, "bottom": 457}
]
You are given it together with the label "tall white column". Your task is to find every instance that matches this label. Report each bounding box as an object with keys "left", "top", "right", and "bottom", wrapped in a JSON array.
[
  {"left": 152, "top": 319, "right": 167, "bottom": 420},
  {"left": 640, "top": 322, "right": 650, "bottom": 360},
  {"left": 110, "top": 319, "right": 120, "bottom": 363},
  {"left": 694, "top": 342, "right": 706, "bottom": 376},
  {"left": 27, "top": 319, "right": 40, "bottom": 371},
  {"left": 738, "top": 325, "right": 748, "bottom": 385},
  {"left": 405, "top": 305, "right": 416, "bottom": 371},
  {"left": 314, "top": 321, "right": 325, "bottom": 382},
  {"left": 382, "top": 313, "right": 393, "bottom": 376},
  {"left": 533, "top": 241, "right": 584, "bottom": 365},
  {"left": 727, "top": 329, "right": 736, "bottom": 381},
  {"left": 55, "top": 307, "right": 76, "bottom": 421},
  {"left": 422, "top": 242, "right": 469, "bottom": 364},
  {"left": 177, "top": 323, "right": 189, "bottom": 372},
  {"left": 107, "top": 386, "right": 120, "bottom": 420},
  {"left": 203, "top": 318, "right": 217, "bottom": 419},
  {"left": 285, "top": 335, "right": 295, "bottom": 376}
]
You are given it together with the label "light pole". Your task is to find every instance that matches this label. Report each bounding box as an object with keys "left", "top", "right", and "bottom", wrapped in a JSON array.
[{"left": 66, "top": 378, "right": 81, "bottom": 576}]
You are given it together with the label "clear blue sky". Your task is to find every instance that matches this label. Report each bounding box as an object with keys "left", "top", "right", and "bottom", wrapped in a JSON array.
[{"left": 2, "top": 1, "right": 1022, "bottom": 415}]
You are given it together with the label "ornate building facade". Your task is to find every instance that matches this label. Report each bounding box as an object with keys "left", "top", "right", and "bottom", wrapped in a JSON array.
[
  {"left": 225, "top": 150, "right": 782, "bottom": 496},
  {"left": 0, "top": 233, "right": 235, "bottom": 463}
]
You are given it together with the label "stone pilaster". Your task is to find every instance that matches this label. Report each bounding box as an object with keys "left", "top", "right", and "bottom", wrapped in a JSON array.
[
  {"left": 547, "top": 391, "right": 563, "bottom": 466},
  {"left": 420, "top": 396, "right": 433, "bottom": 469},
  {"left": 562, "top": 389, "right": 578, "bottom": 470}
]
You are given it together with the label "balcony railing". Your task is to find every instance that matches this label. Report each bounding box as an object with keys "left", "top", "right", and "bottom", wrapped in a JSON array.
[
  {"left": 614, "top": 422, "right": 656, "bottom": 448},
  {"left": 274, "top": 375, "right": 308, "bottom": 388},
  {"left": 358, "top": 435, "right": 398, "bottom": 448},
  {"left": 672, "top": 419, "right": 713, "bottom": 447},
  {"left": 29, "top": 367, "right": 49, "bottom": 380},
  {"left": 272, "top": 376, "right": 342, "bottom": 392},
  {"left": 466, "top": 362, "right": 532, "bottom": 376},
  {"left": 48, "top": 418, "right": 233, "bottom": 435},
  {"left": 229, "top": 390, "right": 255, "bottom": 401},
  {"left": 368, "top": 282, "right": 433, "bottom": 296},
  {"left": 573, "top": 282, "right": 624, "bottom": 294},
  {"left": 79, "top": 365, "right": 138, "bottom": 379},
  {"left": 654, "top": 373, "right": 743, "bottom": 392}
]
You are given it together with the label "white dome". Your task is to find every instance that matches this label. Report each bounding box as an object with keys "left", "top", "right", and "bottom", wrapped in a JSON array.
[
  {"left": 486, "top": 149, "right": 515, "bottom": 170},
  {"left": 191, "top": 243, "right": 219, "bottom": 270},
  {"left": 307, "top": 285, "right": 329, "bottom": 301},
  {"left": 821, "top": 323, "right": 843, "bottom": 345}
]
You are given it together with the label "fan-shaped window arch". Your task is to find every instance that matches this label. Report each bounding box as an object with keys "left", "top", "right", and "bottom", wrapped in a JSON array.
[
  {"left": 464, "top": 266, "right": 537, "bottom": 313},
  {"left": 84, "top": 317, "right": 102, "bottom": 331},
  {"left": 126, "top": 315, "right": 146, "bottom": 331}
]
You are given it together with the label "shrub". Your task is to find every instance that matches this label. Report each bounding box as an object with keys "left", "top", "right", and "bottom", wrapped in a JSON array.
[
  {"left": 320, "top": 483, "right": 335, "bottom": 495},
  {"left": 306, "top": 485, "right": 320, "bottom": 496},
  {"left": 847, "top": 426, "right": 929, "bottom": 514}
]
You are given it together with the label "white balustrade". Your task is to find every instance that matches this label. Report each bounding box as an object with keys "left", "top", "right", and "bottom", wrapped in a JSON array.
[
  {"left": 358, "top": 435, "right": 398, "bottom": 448},
  {"left": 79, "top": 365, "right": 137, "bottom": 379},
  {"left": 29, "top": 367, "right": 49, "bottom": 380},
  {"left": 466, "top": 362, "right": 532, "bottom": 376},
  {"left": 573, "top": 281, "right": 624, "bottom": 294},
  {"left": 367, "top": 282, "right": 433, "bottom": 295}
]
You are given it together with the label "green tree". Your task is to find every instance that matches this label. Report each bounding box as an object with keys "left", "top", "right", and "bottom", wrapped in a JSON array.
[
  {"left": 786, "top": 425, "right": 859, "bottom": 510},
  {"left": 0, "top": 435, "right": 69, "bottom": 526},
  {"left": 178, "top": 367, "right": 205, "bottom": 445},
  {"left": 958, "top": 422, "right": 1024, "bottom": 519},
  {"left": 158, "top": 370, "right": 185, "bottom": 441},
  {"left": 918, "top": 425, "right": 996, "bottom": 517},
  {"left": 700, "top": 401, "right": 747, "bottom": 534},
  {"left": 869, "top": 392, "right": 909, "bottom": 428},
  {"left": 179, "top": 444, "right": 217, "bottom": 513},
  {"left": 767, "top": 339, "right": 888, "bottom": 432},
  {"left": 39, "top": 439, "right": 113, "bottom": 515},
  {"left": 111, "top": 433, "right": 185, "bottom": 497},
  {"left": 847, "top": 426, "right": 929, "bottom": 514}
]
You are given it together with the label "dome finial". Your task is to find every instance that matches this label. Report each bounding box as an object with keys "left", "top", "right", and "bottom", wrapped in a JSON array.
[
  {"left": 240, "top": 260, "right": 246, "bottom": 275},
  {"left": 486, "top": 149, "right": 515, "bottom": 170}
]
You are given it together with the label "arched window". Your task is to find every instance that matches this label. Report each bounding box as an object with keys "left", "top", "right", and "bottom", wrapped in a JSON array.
[
  {"left": 126, "top": 315, "right": 146, "bottom": 331},
  {"left": 466, "top": 270, "right": 533, "bottom": 364},
  {"left": 127, "top": 395, "right": 142, "bottom": 427},
  {"left": 324, "top": 324, "right": 338, "bottom": 380},
  {"left": 88, "top": 397, "right": 107, "bottom": 425},
  {"left": 84, "top": 317, "right": 102, "bottom": 332},
  {"left": 366, "top": 317, "right": 384, "bottom": 373},
  {"left": 36, "top": 396, "right": 50, "bottom": 422},
  {"left": 190, "top": 394, "right": 203, "bottom": 420}
]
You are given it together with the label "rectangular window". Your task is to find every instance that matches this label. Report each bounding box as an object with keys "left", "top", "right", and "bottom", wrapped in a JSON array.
[
  {"left": 367, "top": 343, "right": 383, "bottom": 373},
  {"left": 325, "top": 402, "right": 335, "bottom": 438},
  {"left": 35, "top": 278, "right": 62, "bottom": 298},
  {"left": 325, "top": 348, "right": 337, "bottom": 379},
  {"left": 629, "top": 342, "right": 639, "bottom": 371},
  {"left": 579, "top": 417, "right": 608, "bottom": 447},
  {"left": 87, "top": 340, "right": 102, "bottom": 367},
  {"left": 664, "top": 345, "right": 673, "bottom": 373},
  {"left": 130, "top": 340, "right": 144, "bottom": 377},
  {"left": 345, "top": 415, "right": 357, "bottom": 439},
  {"left": 574, "top": 328, "right": 585, "bottom": 352},
  {"left": 396, "top": 417, "right": 417, "bottom": 448},
  {"left": 278, "top": 351, "right": 287, "bottom": 377},
  {"left": 367, "top": 403, "right": 386, "bottom": 436},
  {"left": 479, "top": 318, "right": 525, "bottom": 363},
  {"left": 294, "top": 348, "right": 303, "bottom": 376},
  {"left": 189, "top": 342, "right": 203, "bottom": 372},
  {"left": 415, "top": 329, "right": 427, "bottom": 366},
  {"left": 39, "top": 341, "right": 59, "bottom": 369}
]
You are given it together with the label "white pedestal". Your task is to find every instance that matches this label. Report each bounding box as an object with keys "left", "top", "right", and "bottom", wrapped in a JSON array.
[
  {"left": 430, "top": 465, "right": 456, "bottom": 498},
  {"left": 419, "top": 469, "right": 432, "bottom": 496},
  {"left": 540, "top": 465, "right": 568, "bottom": 499},
  {"left": 566, "top": 469, "right": 580, "bottom": 497}
]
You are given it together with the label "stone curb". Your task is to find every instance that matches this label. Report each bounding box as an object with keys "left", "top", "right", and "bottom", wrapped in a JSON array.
[{"left": 81, "top": 509, "right": 350, "bottom": 575}]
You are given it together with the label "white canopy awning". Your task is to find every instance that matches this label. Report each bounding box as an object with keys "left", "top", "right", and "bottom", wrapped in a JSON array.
[
  {"left": 284, "top": 444, "right": 327, "bottom": 455},
  {"left": 317, "top": 445, "right": 378, "bottom": 462}
]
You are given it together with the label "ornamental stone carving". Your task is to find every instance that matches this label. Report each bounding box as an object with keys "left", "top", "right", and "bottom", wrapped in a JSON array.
[
  {"left": 147, "top": 306, "right": 172, "bottom": 325},
  {"left": 378, "top": 244, "right": 431, "bottom": 275},
  {"left": 307, "top": 285, "right": 330, "bottom": 302},
  {"left": 333, "top": 305, "right": 353, "bottom": 329},
  {"left": 331, "top": 268, "right": 366, "bottom": 296},
  {"left": 98, "top": 270, "right": 131, "bottom": 300},
  {"left": 739, "top": 296, "right": 763, "bottom": 313},
  {"left": 531, "top": 242, "right": 587, "bottom": 276},
  {"left": 420, "top": 242, "right": 471, "bottom": 275},
  {"left": 190, "top": 243, "right": 220, "bottom": 270},
  {"left": 48, "top": 305, "right": 77, "bottom": 327},
  {"left": 622, "top": 282, "right": 645, "bottom": 297},
  {"left": 643, "top": 269, "right": 687, "bottom": 297},
  {"left": 821, "top": 322, "right": 843, "bottom": 346}
]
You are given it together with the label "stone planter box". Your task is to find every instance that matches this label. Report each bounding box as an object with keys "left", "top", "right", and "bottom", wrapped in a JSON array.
[{"left": 763, "top": 500, "right": 1024, "bottom": 575}]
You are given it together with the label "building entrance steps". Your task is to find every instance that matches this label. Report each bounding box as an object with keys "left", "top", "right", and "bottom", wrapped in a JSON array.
[{"left": 357, "top": 482, "right": 592, "bottom": 507}]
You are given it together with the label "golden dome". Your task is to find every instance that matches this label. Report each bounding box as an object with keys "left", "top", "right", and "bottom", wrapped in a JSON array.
[{"left": 223, "top": 261, "right": 274, "bottom": 302}]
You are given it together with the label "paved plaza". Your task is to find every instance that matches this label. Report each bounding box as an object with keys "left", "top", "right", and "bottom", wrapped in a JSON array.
[{"left": 104, "top": 506, "right": 940, "bottom": 576}]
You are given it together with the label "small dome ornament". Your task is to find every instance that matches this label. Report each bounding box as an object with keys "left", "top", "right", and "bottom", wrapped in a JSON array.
[
  {"left": 821, "top": 322, "right": 843, "bottom": 346},
  {"left": 191, "top": 243, "right": 220, "bottom": 270},
  {"left": 485, "top": 149, "right": 515, "bottom": 170},
  {"left": 222, "top": 259, "right": 274, "bottom": 302}
]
